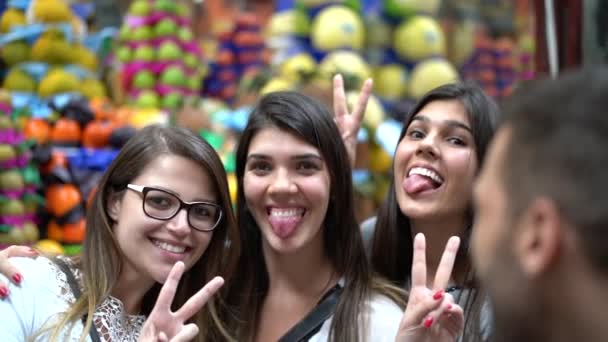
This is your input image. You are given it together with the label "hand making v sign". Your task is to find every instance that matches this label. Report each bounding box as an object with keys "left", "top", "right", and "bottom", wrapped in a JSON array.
[
  {"left": 396, "top": 233, "right": 465, "bottom": 342},
  {"left": 332, "top": 73, "right": 373, "bottom": 169},
  {"left": 138, "top": 262, "right": 224, "bottom": 342}
]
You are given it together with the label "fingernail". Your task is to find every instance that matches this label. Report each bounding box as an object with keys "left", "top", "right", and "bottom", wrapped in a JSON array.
[
  {"left": 28, "top": 247, "right": 38, "bottom": 254},
  {"left": 424, "top": 317, "right": 434, "bottom": 328},
  {"left": 12, "top": 273, "right": 22, "bottom": 284},
  {"left": 433, "top": 290, "right": 444, "bottom": 300},
  {"left": 0, "top": 286, "right": 8, "bottom": 298}
]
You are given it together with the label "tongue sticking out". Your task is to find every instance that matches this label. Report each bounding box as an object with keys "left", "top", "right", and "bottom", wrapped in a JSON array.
[
  {"left": 404, "top": 174, "right": 439, "bottom": 195},
  {"left": 269, "top": 216, "right": 301, "bottom": 239}
]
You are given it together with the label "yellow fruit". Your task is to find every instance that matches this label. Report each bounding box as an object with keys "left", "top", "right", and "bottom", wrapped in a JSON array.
[
  {"left": 448, "top": 19, "right": 476, "bottom": 66},
  {"left": 3, "top": 69, "right": 36, "bottom": 92},
  {"left": 279, "top": 53, "right": 317, "bottom": 82},
  {"left": 266, "top": 10, "right": 310, "bottom": 38},
  {"left": 38, "top": 70, "right": 80, "bottom": 97},
  {"left": 74, "top": 45, "right": 98, "bottom": 71},
  {"left": 374, "top": 64, "right": 408, "bottom": 101},
  {"left": 31, "top": 0, "right": 73, "bottom": 23},
  {"left": 368, "top": 144, "right": 392, "bottom": 173},
  {"left": 1, "top": 40, "right": 30, "bottom": 66},
  {"left": 31, "top": 32, "right": 71, "bottom": 64},
  {"left": 227, "top": 173, "right": 237, "bottom": 204},
  {"left": 34, "top": 239, "right": 64, "bottom": 255},
  {"left": 409, "top": 59, "right": 459, "bottom": 99},
  {"left": 52, "top": 39, "right": 72, "bottom": 64},
  {"left": 311, "top": 5, "right": 365, "bottom": 51},
  {"left": 30, "top": 35, "right": 53, "bottom": 61},
  {"left": 393, "top": 16, "right": 446, "bottom": 62},
  {"left": 260, "top": 77, "right": 293, "bottom": 95},
  {"left": 319, "top": 50, "right": 371, "bottom": 89},
  {"left": 81, "top": 79, "right": 107, "bottom": 99},
  {"left": 129, "top": 109, "right": 169, "bottom": 128},
  {"left": 0, "top": 8, "right": 26, "bottom": 33}
]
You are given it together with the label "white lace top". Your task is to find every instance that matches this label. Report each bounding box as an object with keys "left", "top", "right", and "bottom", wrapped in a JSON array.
[{"left": 0, "top": 256, "right": 145, "bottom": 341}]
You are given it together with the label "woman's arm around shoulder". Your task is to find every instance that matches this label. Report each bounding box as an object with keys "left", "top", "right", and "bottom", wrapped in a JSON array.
[{"left": 0, "top": 256, "right": 66, "bottom": 341}]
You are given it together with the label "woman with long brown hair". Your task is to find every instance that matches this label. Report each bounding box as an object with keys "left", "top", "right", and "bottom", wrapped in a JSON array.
[
  {"left": 359, "top": 82, "right": 500, "bottom": 341},
  {"left": 0, "top": 125, "right": 240, "bottom": 341},
  {"left": 228, "top": 90, "right": 466, "bottom": 342}
]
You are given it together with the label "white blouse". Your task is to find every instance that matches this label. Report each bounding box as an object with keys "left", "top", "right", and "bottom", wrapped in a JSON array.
[{"left": 0, "top": 256, "right": 145, "bottom": 341}]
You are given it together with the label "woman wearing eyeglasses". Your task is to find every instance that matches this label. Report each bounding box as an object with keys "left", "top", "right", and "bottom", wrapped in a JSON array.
[{"left": 0, "top": 125, "right": 240, "bottom": 342}]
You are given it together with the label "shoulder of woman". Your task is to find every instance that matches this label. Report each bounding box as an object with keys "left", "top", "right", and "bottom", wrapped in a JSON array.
[
  {"left": 0, "top": 256, "right": 70, "bottom": 341},
  {"left": 367, "top": 293, "right": 403, "bottom": 316},
  {"left": 364, "top": 293, "right": 403, "bottom": 326},
  {"left": 360, "top": 216, "right": 377, "bottom": 233},
  {"left": 363, "top": 294, "right": 402, "bottom": 340},
  {"left": 360, "top": 216, "right": 377, "bottom": 254}
]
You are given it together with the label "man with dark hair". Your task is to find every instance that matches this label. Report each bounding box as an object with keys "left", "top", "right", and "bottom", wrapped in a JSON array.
[{"left": 471, "top": 67, "right": 608, "bottom": 342}]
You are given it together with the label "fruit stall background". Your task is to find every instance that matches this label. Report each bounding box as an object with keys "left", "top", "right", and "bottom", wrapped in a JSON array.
[{"left": 0, "top": 0, "right": 580, "bottom": 255}]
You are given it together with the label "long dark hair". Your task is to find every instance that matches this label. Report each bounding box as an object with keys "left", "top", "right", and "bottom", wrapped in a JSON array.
[
  {"left": 43, "top": 125, "right": 240, "bottom": 341},
  {"left": 371, "top": 82, "right": 499, "bottom": 341},
  {"left": 230, "top": 91, "right": 402, "bottom": 342}
]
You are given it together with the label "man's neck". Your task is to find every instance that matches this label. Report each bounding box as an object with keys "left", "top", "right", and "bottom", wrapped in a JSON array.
[{"left": 496, "top": 273, "right": 608, "bottom": 342}]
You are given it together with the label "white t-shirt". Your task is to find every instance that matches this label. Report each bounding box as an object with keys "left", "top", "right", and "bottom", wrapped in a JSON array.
[
  {"left": 309, "top": 292, "right": 403, "bottom": 342},
  {"left": 0, "top": 256, "right": 144, "bottom": 341}
]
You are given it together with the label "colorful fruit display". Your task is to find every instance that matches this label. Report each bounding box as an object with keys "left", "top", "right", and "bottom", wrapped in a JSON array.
[
  {"left": 202, "top": 12, "right": 268, "bottom": 104},
  {"left": 116, "top": 0, "right": 205, "bottom": 111},
  {"left": 0, "top": 99, "right": 44, "bottom": 249},
  {"left": 461, "top": 31, "right": 534, "bottom": 99},
  {"left": 0, "top": 0, "right": 110, "bottom": 124},
  {"left": 21, "top": 98, "right": 137, "bottom": 255},
  {"left": 260, "top": 0, "right": 464, "bottom": 220}
]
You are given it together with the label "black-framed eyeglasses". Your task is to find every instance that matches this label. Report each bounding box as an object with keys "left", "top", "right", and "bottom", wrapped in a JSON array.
[{"left": 127, "top": 184, "right": 222, "bottom": 232}]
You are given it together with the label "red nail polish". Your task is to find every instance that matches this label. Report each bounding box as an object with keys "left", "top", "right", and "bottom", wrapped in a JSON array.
[
  {"left": 12, "top": 273, "right": 22, "bottom": 284},
  {"left": 424, "top": 317, "right": 434, "bottom": 328},
  {"left": 433, "top": 290, "right": 444, "bottom": 300},
  {"left": 0, "top": 286, "right": 8, "bottom": 298}
]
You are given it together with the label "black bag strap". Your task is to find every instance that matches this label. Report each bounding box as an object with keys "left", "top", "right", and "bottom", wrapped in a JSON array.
[
  {"left": 54, "top": 257, "right": 102, "bottom": 342},
  {"left": 278, "top": 284, "right": 343, "bottom": 342}
]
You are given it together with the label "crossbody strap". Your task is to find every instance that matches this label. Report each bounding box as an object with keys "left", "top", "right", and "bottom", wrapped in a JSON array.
[
  {"left": 278, "top": 284, "right": 343, "bottom": 342},
  {"left": 54, "top": 257, "right": 103, "bottom": 342}
]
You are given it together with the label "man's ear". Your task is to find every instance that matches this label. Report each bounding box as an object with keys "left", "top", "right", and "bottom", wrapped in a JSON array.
[
  {"left": 514, "top": 198, "right": 562, "bottom": 277},
  {"left": 106, "top": 190, "right": 123, "bottom": 221}
]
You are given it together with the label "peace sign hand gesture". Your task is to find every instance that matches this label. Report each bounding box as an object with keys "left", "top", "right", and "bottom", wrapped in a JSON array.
[
  {"left": 332, "top": 73, "right": 373, "bottom": 169},
  {"left": 396, "top": 233, "right": 465, "bottom": 342},
  {"left": 138, "top": 262, "right": 224, "bottom": 342}
]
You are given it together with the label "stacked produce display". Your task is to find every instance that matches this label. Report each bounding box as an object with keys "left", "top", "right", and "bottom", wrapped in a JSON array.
[
  {"left": 0, "top": 0, "right": 537, "bottom": 251},
  {"left": 1, "top": 0, "right": 108, "bottom": 112},
  {"left": 0, "top": 97, "right": 43, "bottom": 250},
  {"left": 0, "top": 0, "right": 109, "bottom": 253},
  {"left": 115, "top": 0, "right": 205, "bottom": 111},
  {"left": 202, "top": 12, "right": 267, "bottom": 104},
  {"left": 261, "top": 0, "right": 462, "bottom": 219}
]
